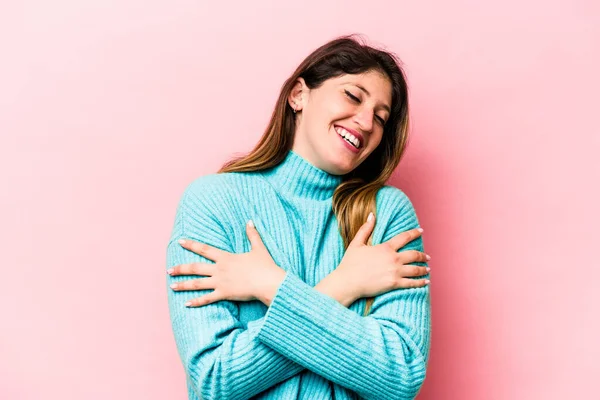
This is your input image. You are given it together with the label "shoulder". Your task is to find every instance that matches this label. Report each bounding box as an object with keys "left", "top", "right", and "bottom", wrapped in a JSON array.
[
  {"left": 376, "top": 185, "right": 416, "bottom": 218},
  {"left": 177, "top": 171, "right": 263, "bottom": 217},
  {"left": 374, "top": 185, "right": 422, "bottom": 242},
  {"left": 170, "top": 173, "right": 239, "bottom": 250},
  {"left": 174, "top": 173, "right": 232, "bottom": 218},
  {"left": 184, "top": 172, "right": 232, "bottom": 196}
]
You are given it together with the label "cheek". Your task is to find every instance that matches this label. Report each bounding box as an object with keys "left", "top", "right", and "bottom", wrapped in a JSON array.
[
  {"left": 320, "top": 96, "right": 350, "bottom": 122},
  {"left": 305, "top": 103, "right": 332, "bottom": 128},
  {"left": 367, "top": 132, "right": 384, "bottom": 150}
]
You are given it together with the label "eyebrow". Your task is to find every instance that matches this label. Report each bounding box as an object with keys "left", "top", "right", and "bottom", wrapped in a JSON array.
[{"left": 354, "top": 84, "right": 391, "bottom": 113}]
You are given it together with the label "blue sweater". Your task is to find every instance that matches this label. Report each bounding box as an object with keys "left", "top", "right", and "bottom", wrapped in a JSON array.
[{"left": 166, "top": 149, "right": 431, "bottom": 400}]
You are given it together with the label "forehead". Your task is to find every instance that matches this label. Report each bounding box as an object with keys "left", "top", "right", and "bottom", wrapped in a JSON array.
[{"left": 328, "top": 71, "right": 392, "bottom": 102}]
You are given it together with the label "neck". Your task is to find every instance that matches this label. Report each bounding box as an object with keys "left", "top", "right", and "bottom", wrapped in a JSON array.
[{"left": 260, "top": 149, "right": 343, "bottom": 200}]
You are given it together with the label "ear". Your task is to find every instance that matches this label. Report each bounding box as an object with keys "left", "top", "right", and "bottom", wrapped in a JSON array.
[{"left": 287, "top": 77, "right": 307, "bottom": 112}]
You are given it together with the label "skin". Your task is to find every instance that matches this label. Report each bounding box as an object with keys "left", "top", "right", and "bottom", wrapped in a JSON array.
[
  {"left": 288, "top": 70, "right": 392, "bottom": 175},
  {"left": 169, "top": 71, "right": 431, "bottom": 308}
]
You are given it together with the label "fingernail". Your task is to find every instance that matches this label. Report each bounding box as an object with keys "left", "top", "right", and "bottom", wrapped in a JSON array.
[
  {"left": 417, "top": 228, "right": 423, "bottom": 233},
  {"left": 426, "top": 254, "right": 431, "bottom": 260},
  {"left": 367, "top": 212, "right": 373, "bottom": 222},
  {"left": 425, "top": 279, "right": 430, "bottom": 284},
  {"left": 170, "top": 283, "right": 177, "bottom": 289},
  {"left": 178, "top": 239, "right": 186, "bottom": 245},
  {"left": 426, "top": 267, "right": 431, "bottom": 272},
  {"left": 185, "top": 301, "right": 192, "bottom": 307},
  {"left": 167, "top": 268, "right": 174, "bottom": 275},
  {"left": 247, "top": 220, "right": 255, "bottom": 228}
]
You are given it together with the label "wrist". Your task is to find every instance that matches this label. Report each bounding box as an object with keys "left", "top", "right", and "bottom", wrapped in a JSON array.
[
  {"left": 256, "top": 266, "right": 287, "bottom": 307},
  {"left": 314, "top": 269, "right": 358, "bottom": 308}
]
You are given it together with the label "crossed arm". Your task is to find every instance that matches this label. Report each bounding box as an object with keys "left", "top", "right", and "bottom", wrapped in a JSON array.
[{"left": 166, "top": 187, "right": 431, "bottom": 400}]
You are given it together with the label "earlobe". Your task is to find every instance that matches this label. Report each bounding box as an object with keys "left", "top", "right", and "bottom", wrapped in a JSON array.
[
  {"left": 288, "top": 99, "right": 302, "bottom": 113},
  {"left": 287, "top": 98, "right": 301, "bottom": 113},
  {"left": 288, "top": 78, "right": 307, "bottom": 112}
]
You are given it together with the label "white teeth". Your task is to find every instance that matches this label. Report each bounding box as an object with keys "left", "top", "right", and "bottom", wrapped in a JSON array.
[{"left": 335, "top": 127, "right": 361, "bottom": 148}]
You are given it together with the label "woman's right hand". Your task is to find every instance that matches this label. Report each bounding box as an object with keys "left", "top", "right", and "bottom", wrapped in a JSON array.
[{"left": 336, "top": 212, "right": 431, "bottom": 300}]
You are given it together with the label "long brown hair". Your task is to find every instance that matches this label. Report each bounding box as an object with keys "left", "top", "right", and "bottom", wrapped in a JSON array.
[{"left": 218, "top": 34, "right": 411, "bottom": 316}]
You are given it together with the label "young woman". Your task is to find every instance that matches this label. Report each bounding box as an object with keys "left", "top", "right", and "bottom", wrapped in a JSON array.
[{"left": 165, "top": 34, "right": 432, "bottom": 400}]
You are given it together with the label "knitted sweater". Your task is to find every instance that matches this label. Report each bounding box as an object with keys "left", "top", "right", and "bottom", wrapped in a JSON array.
[{"left": 166, "top": 149, "right": 431, "bottom": 400}]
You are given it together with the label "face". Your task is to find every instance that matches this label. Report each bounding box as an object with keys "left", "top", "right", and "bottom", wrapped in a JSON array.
[{"left": 289, "top": 70, "right": 392, "bottom": 175}]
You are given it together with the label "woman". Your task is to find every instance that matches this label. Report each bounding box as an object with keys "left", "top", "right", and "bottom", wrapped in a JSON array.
[{"left": 166, "top": 34, "right": 431, "bottom": 400}]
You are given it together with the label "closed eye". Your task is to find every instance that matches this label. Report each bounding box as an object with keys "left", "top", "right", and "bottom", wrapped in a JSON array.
[
  {"left": 344, "top": 89, "right": 360, "bottom": 103},
  {"left": 344, "top": 90, "right": 386, "bottom": 126}
]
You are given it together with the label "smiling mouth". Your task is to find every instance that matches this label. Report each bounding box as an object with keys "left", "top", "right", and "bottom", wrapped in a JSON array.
[{"left": 334, "top": 125, "right": 362, "bottom": 149}]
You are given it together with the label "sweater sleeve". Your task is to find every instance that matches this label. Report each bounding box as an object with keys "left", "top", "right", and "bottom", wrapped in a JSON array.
[
  {"left": 166, "top": 181, "right": 305, "bottom": 400},
  {"left": 255, "top": 191, "right": 431, "bottom": 400}
]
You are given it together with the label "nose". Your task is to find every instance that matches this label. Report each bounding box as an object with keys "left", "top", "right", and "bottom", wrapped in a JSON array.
[{"left": 353, "top": 107, "right": 374, "bottom": 133}]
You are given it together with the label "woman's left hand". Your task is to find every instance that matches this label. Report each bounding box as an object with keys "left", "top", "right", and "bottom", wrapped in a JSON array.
[{"left": 168, "top": 220, "right": 287, "bottom": 307}]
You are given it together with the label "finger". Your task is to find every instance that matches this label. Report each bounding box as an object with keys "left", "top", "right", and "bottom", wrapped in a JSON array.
[
  {"left": 245, "top": 220, "right": 267, "bottom": 251},
  {"left": 400, "top": 278, "right": 430, "bottom": 289},
  {"left": 400, "top": 264, "right": 431, "bottom": 278},
  {"left": 167, "top": 262, "right": 216, "bottom": 276},
  {"left": 386, "top": 228, "right": 423, "bottom": 251},
  {"left": 349, "top": 212, "right": 376, "bottom": 248},
  {"left": 178, "top": 238, "right": 226, "bottom": 261},
  {"left": 396, "top": 250, "right": 431, "bottom": 265},
  {"left": 170, "top": 277, "right": 215, "bottom": 291},
  {"left": 185, "top": 291, "right": 221, "bottom": 307}
]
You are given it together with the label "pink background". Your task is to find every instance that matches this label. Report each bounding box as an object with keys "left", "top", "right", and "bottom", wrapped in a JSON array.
[{"left": 1, "top": 1, "right": 598, "bottom": 399}]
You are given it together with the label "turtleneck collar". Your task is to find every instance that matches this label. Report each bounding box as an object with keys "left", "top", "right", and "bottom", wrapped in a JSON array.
[{"left": 259, "top": 149, "right": 343, "bottom": 200}]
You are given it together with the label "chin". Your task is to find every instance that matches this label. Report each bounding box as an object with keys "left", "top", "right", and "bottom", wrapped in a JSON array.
[{"left": 327, "top": 152, "right": 356, "bottom": 174}]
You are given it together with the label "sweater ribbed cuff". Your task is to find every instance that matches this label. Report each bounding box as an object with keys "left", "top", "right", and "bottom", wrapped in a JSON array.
[{"left": 256, "top": 272, "right": 362, "bottom": 353}]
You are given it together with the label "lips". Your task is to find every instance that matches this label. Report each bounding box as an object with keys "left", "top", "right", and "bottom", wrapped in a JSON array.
[{"left": 334, "top": 124, "right": 365, "bottom": 148}]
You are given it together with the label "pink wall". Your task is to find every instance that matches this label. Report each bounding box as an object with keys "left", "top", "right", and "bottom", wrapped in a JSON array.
[{"left": 1, "top": 1, "right": 598, "bottom": 399}]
